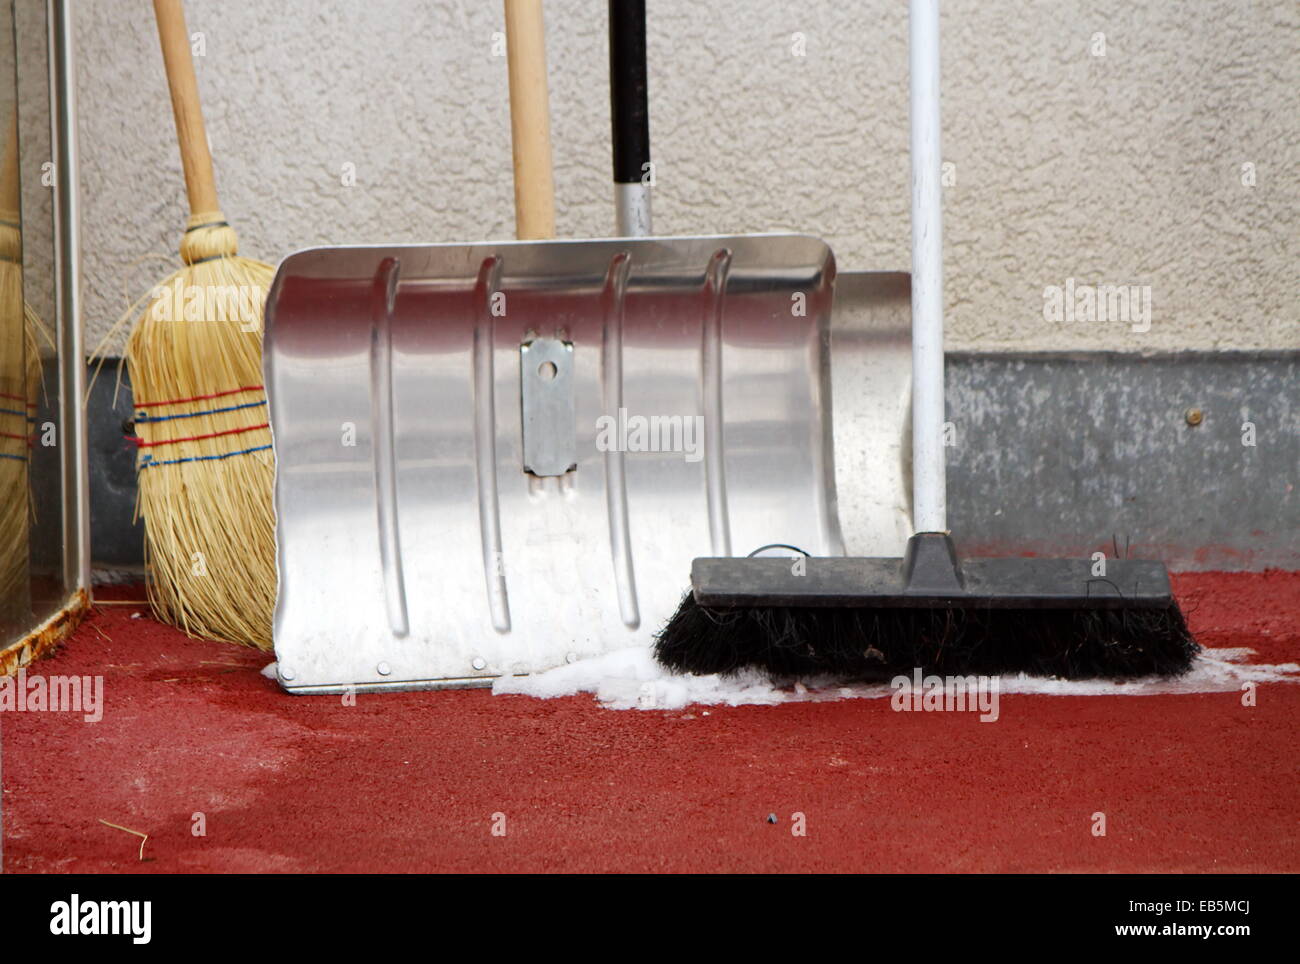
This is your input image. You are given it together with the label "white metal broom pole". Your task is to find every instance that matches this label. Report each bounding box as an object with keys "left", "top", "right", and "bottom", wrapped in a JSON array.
[{"left": 909, "top": 0, "right": 946, "bottom": 533}]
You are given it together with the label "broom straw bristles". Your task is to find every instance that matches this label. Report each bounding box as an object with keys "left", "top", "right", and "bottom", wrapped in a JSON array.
[{"left": 126, "top": 212, "right": 276, "bottom": 649}]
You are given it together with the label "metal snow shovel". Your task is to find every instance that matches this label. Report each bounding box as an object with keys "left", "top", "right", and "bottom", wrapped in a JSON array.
[{"left": 262, "top": 0, "right": 909, "bottom": 693}]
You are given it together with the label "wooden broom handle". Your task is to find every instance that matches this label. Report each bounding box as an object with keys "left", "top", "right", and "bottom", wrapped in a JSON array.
[
  {"left": 504, "top": 0, "right": 555, "bottom": 240},
  {"left": 1, "top": 112, "right": 19, "bottom": 217},
  {"left": 153, "top": 0, "right": 221, "bottom": 218}
]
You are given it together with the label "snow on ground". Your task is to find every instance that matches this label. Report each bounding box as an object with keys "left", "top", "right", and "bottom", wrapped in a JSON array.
[{"left": 491, "top": 646, "right": 1300, "bottom": 710}]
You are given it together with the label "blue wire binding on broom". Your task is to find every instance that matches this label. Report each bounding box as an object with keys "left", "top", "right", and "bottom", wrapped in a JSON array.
[
  {"left": 139, "top": 443, "right": 273, "bottom": 469},
  {"left": 134, "top": 399, "right": 267, "bottom": 424}
]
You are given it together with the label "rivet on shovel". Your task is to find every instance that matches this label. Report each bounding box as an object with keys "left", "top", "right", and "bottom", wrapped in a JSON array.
[
  {"left": 472, "top": 657, "right": 487, "bottom": 671},
  {"left": 377, "top": 662, "right": 392, "bottom": 676},
  {"left": 1184, "top": 407, "right": 1204, "bottom": 426}
]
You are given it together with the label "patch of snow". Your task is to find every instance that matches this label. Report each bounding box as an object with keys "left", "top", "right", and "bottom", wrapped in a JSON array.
[
  {"left": 492, "top": 646, "right": 789, "bottom": 710},
  {"left": 491, "top": 645, "right": 1300, "bottom": 711},
  {"left": 260, "top": 661, "right": 279, "bottom": 680},
  {"left": 996, "top": 648, "right": 1300, "bottom": 698}
]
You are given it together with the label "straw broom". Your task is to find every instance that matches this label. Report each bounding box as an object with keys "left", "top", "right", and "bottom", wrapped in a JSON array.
[{"left": 122, "top": 0, "right": 275, "bottom": 648}]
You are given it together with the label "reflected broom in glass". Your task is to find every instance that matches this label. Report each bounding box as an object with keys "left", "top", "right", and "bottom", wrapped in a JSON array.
[{"left": 0, "top": 110, "right": 42, "bottom": 622}]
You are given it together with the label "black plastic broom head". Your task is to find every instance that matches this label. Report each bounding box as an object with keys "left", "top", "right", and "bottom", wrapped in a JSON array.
[{"left": 654, "top": 534, "right": 1198, "bottom": 680}]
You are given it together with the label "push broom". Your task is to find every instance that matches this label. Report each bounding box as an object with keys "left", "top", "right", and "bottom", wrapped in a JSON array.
[
  {"left": 654, "top": 0, "right": 1197, "bottom": 680},
  {"left": 121, "top": 0, "right": 276, "bottom": 648}
]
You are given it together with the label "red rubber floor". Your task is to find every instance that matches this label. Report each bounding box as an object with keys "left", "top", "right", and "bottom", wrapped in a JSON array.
[{"left": 2, "top": 571, "right": 1297, "bottom": 873}]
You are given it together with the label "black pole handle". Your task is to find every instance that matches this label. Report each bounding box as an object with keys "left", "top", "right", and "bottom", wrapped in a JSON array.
[{"left": 609, "top": 0, "right": 650, "bottom": 185}]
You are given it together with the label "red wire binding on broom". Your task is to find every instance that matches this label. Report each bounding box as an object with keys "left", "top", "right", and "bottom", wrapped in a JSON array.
[
  {"left": 0, "top": 391, "right": 35, "bottom": 407},
  {"left": 130, "top": 421, "right": 270, "bottom": 449},
  {"left": 133, "top": 384, "right": 264, "bottom": 409}
]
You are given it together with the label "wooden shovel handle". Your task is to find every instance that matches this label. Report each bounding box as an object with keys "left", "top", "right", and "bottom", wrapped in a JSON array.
[
  {"left": 153, "top": 0, "right": 220, "bottom": 217},
  {"left": 504, "top": 0, "right": 555, "bottom": 240}
]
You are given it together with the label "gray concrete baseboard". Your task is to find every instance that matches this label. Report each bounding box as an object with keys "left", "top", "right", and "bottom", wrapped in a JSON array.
[{"left": 945, "top": 351, "right": 1297, "bottom": 571}]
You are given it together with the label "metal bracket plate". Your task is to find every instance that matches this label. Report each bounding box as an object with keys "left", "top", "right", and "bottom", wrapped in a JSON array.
[{"left": 520, "top": 336, "right": 576, "bottom": 476}]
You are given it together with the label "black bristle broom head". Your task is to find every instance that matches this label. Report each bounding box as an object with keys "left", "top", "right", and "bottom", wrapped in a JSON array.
[
  {"left": 655, "top": 595, "right": 1197, "bottom": 679},
  {"left": 653, "top": 535, "right": 1199, "bottom": 681}
]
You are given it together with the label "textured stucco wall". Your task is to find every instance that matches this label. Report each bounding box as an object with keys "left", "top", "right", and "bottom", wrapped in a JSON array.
[{"left": 72, "top": 0, "right": 1297, "bottom": 353}]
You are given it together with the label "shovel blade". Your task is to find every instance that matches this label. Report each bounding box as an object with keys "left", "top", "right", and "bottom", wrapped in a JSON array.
[{"left": 263, "top": 235, "right": 905, "bottom": 693}]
